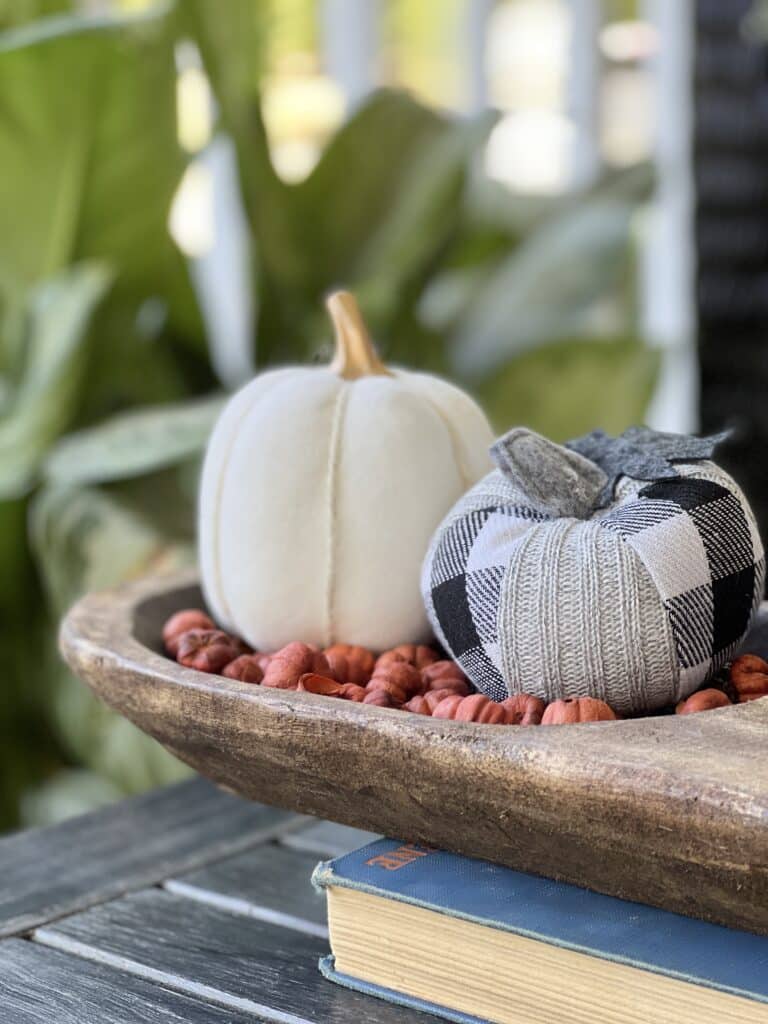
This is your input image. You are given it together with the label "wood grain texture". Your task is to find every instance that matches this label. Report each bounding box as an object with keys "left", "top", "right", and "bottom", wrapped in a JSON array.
[
  {"left": 165, "top": 841, "right": 329, "bottom": 933},
  {"left": 0, "top": 775, "right": 305, "bottom": 937},
  {"left": 0, "top": 939, "right": 258, "bottom": 1023},
  {"left": 34, "top": 889, "right": 432, "bottom": 1023},
  {"left": 60, "top": 572, "right": 768, "bottom": 934}
]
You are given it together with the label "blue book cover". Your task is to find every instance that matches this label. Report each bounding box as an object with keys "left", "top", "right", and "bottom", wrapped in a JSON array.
[{"left": 313, "top": 838, "right": 768, "bottom": 1024}]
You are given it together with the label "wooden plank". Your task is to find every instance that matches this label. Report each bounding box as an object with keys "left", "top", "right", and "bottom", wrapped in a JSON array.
[
  {"left": 0, "top": 939, "right": 260, "bottom": 1023},
  {"left": 35, "top": 889, "right": 432, "bottom": 1023},
  {"left": 281, "top": 821, "right": 380, "bottom": 858},
  {"left": 165, "top": 841, "right": 329, "bottom": 936},
  {"left": 0, "top": 777, "right": 306, "bottom": 938}
]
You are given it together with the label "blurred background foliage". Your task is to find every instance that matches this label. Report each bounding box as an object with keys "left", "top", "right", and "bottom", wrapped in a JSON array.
[{"left": 0, "top": 0, "right": 657, "bottom": 828}]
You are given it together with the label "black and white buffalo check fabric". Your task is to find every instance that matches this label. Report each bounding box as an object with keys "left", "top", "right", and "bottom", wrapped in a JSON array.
[
  {"left": 598, "top": 476, "right": 765, "bottom": 691},
  {"left": 426, "top": 504, "right": 551, "bottom": 702},
  {"left": 425, "top": 473, "right": 764, "bottom": 700}
]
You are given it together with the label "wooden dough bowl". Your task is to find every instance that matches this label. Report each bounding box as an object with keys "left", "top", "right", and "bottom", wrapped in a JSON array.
[{"left": 60, "top": 571, "right": 768, "bottom": 935}]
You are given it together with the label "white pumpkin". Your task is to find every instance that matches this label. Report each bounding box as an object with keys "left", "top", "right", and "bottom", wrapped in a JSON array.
[{"left": 199, "top": 291, "right": 493, "bottom": 651}]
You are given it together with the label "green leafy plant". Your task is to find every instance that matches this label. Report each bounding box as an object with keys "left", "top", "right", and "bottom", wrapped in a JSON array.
[{"left": 0, "top": 1, "right": 657, "bottom": 825}]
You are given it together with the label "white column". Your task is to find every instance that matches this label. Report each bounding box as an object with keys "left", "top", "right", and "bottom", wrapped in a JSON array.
[
  {"left": 566, "top": 0, "right": 602, "bottom": 188},
  {"left": 320, "top": 0, "right": 380, "bottom": 111},
  {"left": 190, "top": 139, "right": 255, "bottom": 388},
  {"left": 462, "top": 0, "right": 494, "bottom": 114},
  {"left": 641, "top": 0, "right": 697, "bottom": 432}
]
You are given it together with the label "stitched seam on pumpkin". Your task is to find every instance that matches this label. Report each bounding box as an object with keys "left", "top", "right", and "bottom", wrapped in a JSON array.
[
  {"left": 419, "top": 393, "right": 472, "bottom": 491},
  {"left": 497, "top": 523, "right": 545, "bottom": 698},
  {"left": 324, "top": 384, "right": 351, "bottom": 647},
  {"left": 613, "top": 532, "right": 681, "bottom": 703}
]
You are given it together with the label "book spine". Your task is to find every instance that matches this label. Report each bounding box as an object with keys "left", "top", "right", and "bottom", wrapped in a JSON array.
[
  {"left": 319, "top": 954, "right": 487, "bottom": 1024},
  {"left": 310, "top": 859, "right": 336, "bottom": 895}
]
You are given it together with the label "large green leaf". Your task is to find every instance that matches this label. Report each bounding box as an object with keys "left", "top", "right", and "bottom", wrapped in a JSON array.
[
  {"left": 179, "top": 0, "right": 300, "bottom": 294},
  {"left": 451, "top": 166, "right": 653, "bottom": 377},
  {"left": 178, "top": 0, "right": 266, "bottom": 131},
  {"left": 0, "top": 0, "right": 71, "bottom": 31},
  {"left": 0, "top": 9, "right": 181, "bottom": 295},
  {"left": 31, "top": 472, "right": 196, "bottom": 613},
  {"left": 0, "top": 5, "right": 207, "bottom": 377},
  {"left": 354, "top": 111, "right": 496, "bottom": 342},
  {"left": 257, "top": 92, "right": 472, "bottom": 366},
  {"left": 45, "top": 393, "right": 225, "bottom": 486},
  {"left": 293, "top": 90, "right": 448, "bottom": 292},
  {"left": 30, "top": 474, "right": 196, "bottom": 795},
  {"left": 0, "top": 263, "right": 111, "bottom": 498},
  {"left": 476, "top": 335, "right": 660, "bottom": 440}
]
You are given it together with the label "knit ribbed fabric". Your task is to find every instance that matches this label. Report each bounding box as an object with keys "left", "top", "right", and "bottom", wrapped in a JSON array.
[{"left": 497, "top": 519, "right": 677, "bottom": 712}]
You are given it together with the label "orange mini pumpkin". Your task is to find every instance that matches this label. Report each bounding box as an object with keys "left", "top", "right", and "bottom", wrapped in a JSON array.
[
  {"left": 729, "top": 654, "right": 768, "bottom": 703},
  {"left": 432, "top": 693, "right": 507, "bottom": 724},
  {"left": 323, "top": 643, "right": 376, "bottom": 685},
  {"left": 675, "top": 688, "right": 731, "bottom": 715},
  {"left": 375, "top": 644, "right": 440, "bottom": 672},
  {"left": 366, "top": 662, "right": 423, "bottom": 704},
  {"left": 338, "top": 683, "right": 367, "bottom": 702},
  {"left": 541, "top": 697, "right": 617, "bottom": 725},
  {"left": 502, "top": 694, "right": 545, "bottom": 725},
  {"left": 222, "top": 654, "right": 264, "bottom": 684}
]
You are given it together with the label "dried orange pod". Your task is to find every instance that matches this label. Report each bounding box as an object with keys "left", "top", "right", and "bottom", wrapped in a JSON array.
[
  {"left": 729, "top": 654, "right": 768, "bottom": 702},
  {"left": 402, "top": 695, "right": 431, "bottom": 715},
  {"left": 324, "top": 644, "right": 376, "bottom": 684},
  {"left": 421, "top": 659, "right": 467, "bottom": 684},
  {"left": 163, "top": 610, "right": 215, "bottom": 656},
  {"left": 541, "top": 697, "right": 618, "bottom": 725},
  {"left": 254, "top": 653, "right": 273, "bottom": 673},
  {"left": 423, "top": 689, "right": 455, "bottom": 713},
  {"left": 675, "top": 688, "right": 732, "bottom": 715},
  {"left": 502, "top": 694, "right": 546, "bottom": 725},
  {"left": 339, "top": 683, "right": 367, "bottom": 702},
  {"left": 362, "top": 689, "right": 397, "bottom": 708},
  {"left": 430, "top": 693, "right": 507, "bottom": 723},
  {"left": 367, "top": 662, "right": 423, "bottom": 704},
  {"left": 424, "top": 677, "right": 471, "bottom": 697},
  {"left": 375, "top": 644, "right": 441, "bottom": 672},
  {"left": 263, "top": 642, "right": 333, "bottom": 689},
  {"left": 222, "top": 655, "right": 264, "bottom": 684},
  {"left": 176, "top": 629, "right": 241, "bottom": 674},
  {"left": 453, "top": 694, "right": 507, "bottom": 724},
  {"left": 431, "top": 694, "right": 465, "bottom": 720},
  {"left": 297, "top": 673, "right": 344, "bottom": 697},
  {"left": 421, "top": 661, "right": 471, "bottom": 697}
]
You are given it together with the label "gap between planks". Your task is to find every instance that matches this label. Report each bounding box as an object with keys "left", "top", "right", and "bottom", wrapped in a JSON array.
[
  {"left": 162, "top": 878, "right": 329, "bottom": 940},
  {"left": 31, "top": 929, "right": 315, "bottom": 1024}
]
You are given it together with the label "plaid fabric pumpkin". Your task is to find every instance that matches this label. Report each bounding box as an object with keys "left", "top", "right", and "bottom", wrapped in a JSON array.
[{"left": 421, "top": 427, "right": 765, "bottom": 714}]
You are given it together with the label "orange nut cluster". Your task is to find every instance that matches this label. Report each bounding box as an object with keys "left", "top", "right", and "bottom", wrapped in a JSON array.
[
  {"left": 728, "top": 654, "right": 768, "bottom": 703},
  {"left": 163, "top": 608, "right": 765, "bottom": 725}
]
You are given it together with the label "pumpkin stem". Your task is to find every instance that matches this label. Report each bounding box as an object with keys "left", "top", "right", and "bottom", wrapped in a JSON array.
[{"left": 326, "top": 291, "right": 392, "bottom": 380}]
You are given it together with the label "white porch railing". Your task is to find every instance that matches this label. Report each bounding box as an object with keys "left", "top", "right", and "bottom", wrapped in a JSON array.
[{"left": 317, "top": 0, "right": 696, "bottom": 432}]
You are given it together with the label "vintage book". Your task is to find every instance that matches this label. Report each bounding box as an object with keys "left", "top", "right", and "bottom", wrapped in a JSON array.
[{"left": 313, "top": 838, "right": 768, "bottom": 1024}]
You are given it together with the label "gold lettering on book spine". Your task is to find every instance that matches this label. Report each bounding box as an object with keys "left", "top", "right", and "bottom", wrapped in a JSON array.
[{"left": 366, "top": 845, "right": 434, "bottom": 870}]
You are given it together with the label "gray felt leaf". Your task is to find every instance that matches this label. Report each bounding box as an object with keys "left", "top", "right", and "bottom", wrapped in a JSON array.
[
  {"left": 565, "top": 426, "right": 730, "bottom": 507},
  {"left": 490, "top": 427, "right": 607, "bottom": 518}
]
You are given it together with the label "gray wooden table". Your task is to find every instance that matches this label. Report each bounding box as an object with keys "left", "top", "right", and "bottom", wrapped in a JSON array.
[{"left": 0, "top": 778, "right": 435, "bottom": 1023}]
